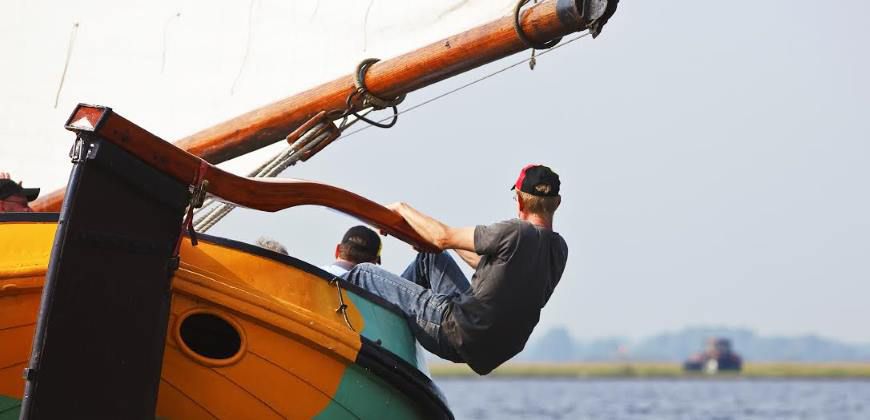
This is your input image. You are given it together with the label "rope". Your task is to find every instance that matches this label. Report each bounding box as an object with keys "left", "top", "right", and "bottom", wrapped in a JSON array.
[
  {"left": 54, "top": 22, "right": 79, "bottom": 109},
  {"left": 231, "top": 0, "right": 257, "bottom": 95},
  {"left": 345, "top": 90, "right": 399, "bottom": 129},
  {"left": 192, "top": 109, "right": 374, "bottom": 232},
  {"left": 353, "top": 58, "right": 406, "bottom": 109},
  {"left": 194, "top": 201, "right": 235, "bottom": 232},
  {"left": 161, "top": 12, "right": 181, "bottom": 74},
  {"left": 175, "top": 161, "right": 209, "bottom": 255},
  {"left": 362, "top": 0, "right": 376, "bottom": 52},
  {"left": 330, "top": 277, "right": 356, "bottom": 331}
]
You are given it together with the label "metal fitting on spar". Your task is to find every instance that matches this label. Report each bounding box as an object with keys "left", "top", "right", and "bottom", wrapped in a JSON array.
[{"left": 554, "top": 0, "right": 618, "bottom": 37}]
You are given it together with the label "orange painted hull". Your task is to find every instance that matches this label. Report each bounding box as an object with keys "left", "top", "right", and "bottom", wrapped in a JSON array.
[{"left": 0, "top": 217, "right": 448, "bottom": 419}]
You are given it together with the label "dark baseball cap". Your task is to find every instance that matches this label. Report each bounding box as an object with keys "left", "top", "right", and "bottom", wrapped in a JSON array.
[
  {"left": 341, "top": 225, "right": 382, "bottom": 258},
  {"left": 511, "top": 164, "right": 560, "bottom": 197},
  {"left": 0, "top": 179, "right": 40, "bottom": 201}
]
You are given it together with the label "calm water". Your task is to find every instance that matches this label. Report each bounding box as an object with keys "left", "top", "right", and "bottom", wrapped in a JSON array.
[{"left": 437, "top": 378, "right": 870, "bottom": 420}]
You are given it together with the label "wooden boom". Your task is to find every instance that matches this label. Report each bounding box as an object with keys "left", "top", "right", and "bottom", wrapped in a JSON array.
[
  {"left": 63, "top": 104, "right": 441, "bottom": 253},
  {"left": 32, "top": 0, "right": 617, "bottom": 212}
]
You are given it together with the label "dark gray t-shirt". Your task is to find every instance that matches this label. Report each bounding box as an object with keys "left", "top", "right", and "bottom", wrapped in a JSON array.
[{"left": 442, "top": 219, "right": 568, "bottom": 374}]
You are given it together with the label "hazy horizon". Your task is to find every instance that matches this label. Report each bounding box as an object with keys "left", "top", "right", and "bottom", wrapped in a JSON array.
[{"left": 535, "top": 324, "right": 870, "bottom": 346}]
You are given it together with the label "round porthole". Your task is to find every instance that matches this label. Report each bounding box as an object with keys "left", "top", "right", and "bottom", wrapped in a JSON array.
[{"left": 176, "top": 310, "right": 246, "bottom": 366}]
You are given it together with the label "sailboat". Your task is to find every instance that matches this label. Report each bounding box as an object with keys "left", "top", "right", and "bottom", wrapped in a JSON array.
[{"left": 0, "top": 0, "right": 618, "bottom": 418}]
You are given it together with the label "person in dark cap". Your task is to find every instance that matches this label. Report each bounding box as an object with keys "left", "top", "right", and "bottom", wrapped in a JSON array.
[
  {"left": 0, "top": 172, "right": 40, "bottom": 213},
  {"left": 343, "top": 164, "right": 567, "bottom": 375},
  {"left": 321, "top": 225, "right": 382, "bottom": 277}
]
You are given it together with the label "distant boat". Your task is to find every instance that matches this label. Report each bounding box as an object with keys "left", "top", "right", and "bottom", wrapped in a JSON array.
[{"left": 683, "top": 338, "right": 743, "bottom": 373}]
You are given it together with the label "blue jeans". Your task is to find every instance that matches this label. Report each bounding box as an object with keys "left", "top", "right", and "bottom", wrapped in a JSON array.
[{"left": 342, "top": 252, "right": 471, "bottom": 362}]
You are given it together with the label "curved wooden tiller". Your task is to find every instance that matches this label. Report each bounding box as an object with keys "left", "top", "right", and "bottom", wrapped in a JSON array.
[{"left": 63, "top": 104, "right": 439, "bottom": 253}]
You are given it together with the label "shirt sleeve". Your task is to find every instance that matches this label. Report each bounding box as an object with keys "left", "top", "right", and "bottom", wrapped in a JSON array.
[{"left": 474, "top": 220, "right": 520, "bottom": 257}]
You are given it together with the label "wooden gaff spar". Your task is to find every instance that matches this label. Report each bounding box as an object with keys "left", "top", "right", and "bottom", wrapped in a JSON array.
[{"left": 32, "top": 0, "right": 619, "bottom": 212}]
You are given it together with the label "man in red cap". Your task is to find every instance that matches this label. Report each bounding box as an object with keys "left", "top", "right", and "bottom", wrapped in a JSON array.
[
  {"left": 0, "top": 172, "right": 40, "bottom": 213},
  {"left": 343, "top": 164, "right": 567, "bottom": 374}
]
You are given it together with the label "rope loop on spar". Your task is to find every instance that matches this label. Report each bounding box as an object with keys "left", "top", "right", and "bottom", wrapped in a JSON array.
[
  {"left": 341, "top": 58, "right": 404, "bottom": 129},
  {"left": 344, "top": 89, "right": 399, "bottom": 129},
  {"left": 514, "top": 0, "right": 562, "bottom": 50},
  {"left": 354, "top": 58, "right": 406, "bottom": 109}
]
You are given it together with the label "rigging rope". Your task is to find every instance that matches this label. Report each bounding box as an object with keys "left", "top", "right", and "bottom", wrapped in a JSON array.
[
  {"left": 231, "top": 0, "right": 257, "bottom": 95},
  {"left": 54, "top": 22, "right": 79, "bottom": 109},
  {"left": 161, "top": 12, "right": 182, "bottom": 74},
  {"left": 193, "top": 30, "right": 590, "bottom": 232},
  {"left": 362, "top": 0, "right": 376, "bottom": 52},
  {"left": 192, "top": 108, "right": 374, "bottom": 232}
]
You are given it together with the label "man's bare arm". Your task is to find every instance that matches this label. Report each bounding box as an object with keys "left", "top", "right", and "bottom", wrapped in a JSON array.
[
  {"left": 387, "top": 202, "right": 476, "bottom": 252},
  {"left": 453, "top": 249, "right": 481, "bottom": 269}
]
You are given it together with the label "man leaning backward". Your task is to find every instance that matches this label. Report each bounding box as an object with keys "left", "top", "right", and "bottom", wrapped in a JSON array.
[{"left": 343, "top": 165, "right": 567, "bottom": 374}]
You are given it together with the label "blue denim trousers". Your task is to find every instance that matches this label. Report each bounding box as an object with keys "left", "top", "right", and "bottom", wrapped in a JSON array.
[{"left": 342, "top": 252, "right": 471, "bottom": 361}]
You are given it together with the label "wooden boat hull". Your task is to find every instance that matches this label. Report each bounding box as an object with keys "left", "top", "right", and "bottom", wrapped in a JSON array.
[{"left": 0, "top": 215, "right": 450, "bottom": 419}]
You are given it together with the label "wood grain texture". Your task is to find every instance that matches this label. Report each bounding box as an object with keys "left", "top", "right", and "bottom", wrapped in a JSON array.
[
  {"left": 71, "top": 106, "right": 440, "bottom": 252},
  {"left": 31, "top": 0, "right": 590, "bottom": 213}
]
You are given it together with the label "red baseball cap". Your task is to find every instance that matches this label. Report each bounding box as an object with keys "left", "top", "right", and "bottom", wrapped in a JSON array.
[{"left": 511, "top": 164, "right": 560, "bottom": 197}]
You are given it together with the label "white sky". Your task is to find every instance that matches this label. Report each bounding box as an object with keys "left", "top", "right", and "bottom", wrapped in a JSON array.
[{"left": 2, "top": 1, "right": 868, "bottom": 344}]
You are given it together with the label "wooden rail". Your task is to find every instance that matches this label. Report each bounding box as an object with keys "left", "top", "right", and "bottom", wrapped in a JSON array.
[{"left": 63, "top": 105, "right": 440, "bottom": 252}]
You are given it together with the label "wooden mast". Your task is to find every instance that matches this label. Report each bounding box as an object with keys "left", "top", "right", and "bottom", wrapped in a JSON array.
[{"left": 32, "top": 0, "right": 616, "bottom": 212}]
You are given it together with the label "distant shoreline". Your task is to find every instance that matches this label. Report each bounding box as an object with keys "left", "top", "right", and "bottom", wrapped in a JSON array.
[{"left": 429, "top": 362, "right": 870, "bottom": 379}]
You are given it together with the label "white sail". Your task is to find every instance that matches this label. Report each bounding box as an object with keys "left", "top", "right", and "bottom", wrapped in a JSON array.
[{"left": 0, "top": 0, "right": 516, "bottom": 192}]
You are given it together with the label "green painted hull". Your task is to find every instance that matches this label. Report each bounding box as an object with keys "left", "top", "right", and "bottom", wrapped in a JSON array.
[
  {"left": 316, "top": 291, "right": 431, "bottom": 419},
  {"left": 0, "top": 395, "right": 21, "bottom": 420}
]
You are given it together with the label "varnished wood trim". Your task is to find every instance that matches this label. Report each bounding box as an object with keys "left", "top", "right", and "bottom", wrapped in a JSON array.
[{"left": 60, "top": 106, "right": 438, "bottom": 252}]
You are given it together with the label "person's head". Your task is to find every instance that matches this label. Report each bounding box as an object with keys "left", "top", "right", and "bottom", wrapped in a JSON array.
[
  {"left": 510, "top": 164, "right": 561, "bottom": 224},
  {"left": 256, "top": 236, "right": 288, "bottom": 255},
  {"left": 0, "top": 176, "right": 39, "bottom": 213},
  {"left": 335, "top": 225, "right": 382, "bottom": 265}
]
